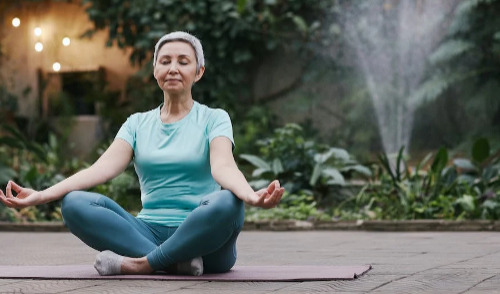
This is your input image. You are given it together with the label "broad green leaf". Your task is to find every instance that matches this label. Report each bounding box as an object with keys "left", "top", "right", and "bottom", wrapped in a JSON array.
[
  {"left": 314, "top": 149, "right": 334, "bottom": 163},
  {"left": 453, "top": 158, "right": 476, "bottom": 171},
  {"left": 248, "top": 180, "right": 270, "bottom": 190},
  {"left": 240, "top": 154, "right": 271, "bottom": 170},
  {"left": 472, "top": 137, "right": 490, "bottom": 163},
  {"left": 431, "top": 147, "right": 448, "bottom": 174},
  {"left": 322, "top": 168, "right": 345, "bottom": 186},
  {"left": 252, "top": 168, "right": 269, "bottom": 177},
  {"left": 291, "top": 15, "right": 308, "bottom": 33},
  {"left": 482, "top": 199, "right": 498, "bottom": 210},
  {"left": 340, "top": 164, "right": 372, "bottom": 177},
  {"left": 272, "top": 158, "right": 283, "bottom": 175},
  {"left": 329, "top": 148, "right": 350, "bottom": 161},
  {"left": 309, "top": 163, "right": 322, "bottom": 186},
  {"left": 455, "top": 194, "right": 475, "bottom": 212}
]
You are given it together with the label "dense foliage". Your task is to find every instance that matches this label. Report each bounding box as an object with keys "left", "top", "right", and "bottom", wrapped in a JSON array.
[
  {"left": 81, "top": 0, "right": 332, "bottom": 112},
  {"left": 335, "top": 139, "right": 500, "bottom": 220},
  {"left": 240, "top": 124, "right": 371, "bottom": 205},
  {"left": 410, "top": 0, "right": 500, "bottom": 150},
  {"left": 2, "top": 0, "right": 500, "bottom": 222},
  {"left": 1, "top": 122, "right": 499, "bottom": 222}
]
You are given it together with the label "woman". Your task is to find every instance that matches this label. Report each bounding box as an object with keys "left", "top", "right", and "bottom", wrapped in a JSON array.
[{"left": 0, "top": 31, "right": 284, "bottom": 276}]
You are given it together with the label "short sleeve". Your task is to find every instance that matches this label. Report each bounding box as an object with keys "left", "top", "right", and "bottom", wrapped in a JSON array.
[
  {"left": 115, "top": 114, "right": 137, "bottom": 149},
  {"left": 208, "top": 109, "right": 234, "bottom": 146}
]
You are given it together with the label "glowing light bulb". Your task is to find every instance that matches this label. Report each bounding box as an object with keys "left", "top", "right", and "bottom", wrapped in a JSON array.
[
  {"left": 35, "top": 42, "right": 43, "bottom": 52},
  {"left": 52, "top": 62, "right": 61, "bottom": 72},
  {"left": 62, "top": 37, "right": 70, "bottom": 46},
  {"left": 34, "top": 27, "right": 42, "bottom": 36},
  {"left": 12, "top": 18, "right": 20, "bottom": 27}
]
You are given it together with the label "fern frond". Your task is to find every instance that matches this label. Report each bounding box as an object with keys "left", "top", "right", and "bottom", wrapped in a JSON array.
[
  {"left": 409, "top": 71, "right": 476, "bottom": 107},
  {"left": 430, "top": 39, "right": 474, "bottom": 65}
]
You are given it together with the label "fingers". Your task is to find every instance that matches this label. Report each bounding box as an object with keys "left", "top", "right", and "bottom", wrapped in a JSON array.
[
  {"left": 5, "top": 181, "right": 14, "bottom": 199},
  {"left": 267, "top": 180, "right": 281, "bottom": 194},
  {"left": 251, "top": 180, "right": 285, "bottom": 208},
  {"left": 0, "top": 189, "right": 7, "bottom": 204},
  {"left": 8, "top": 180, "right": 22, "bottom": 193},
  {"left": 258, "top": 185, "right": 284, "bottom": 209},
  {"left": 270, "top": 187, "right": 284, "bottom": 204},
  {"left": 1, "top": 181, "right": 28, "bottom": 208},
  {"left": 0, "top": 189, "right": 18, "bottom": 208}
]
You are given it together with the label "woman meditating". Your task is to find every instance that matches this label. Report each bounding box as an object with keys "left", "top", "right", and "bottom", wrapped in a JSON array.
[{"left": 0, "top": 31, "right": 284, "bottom": 276}]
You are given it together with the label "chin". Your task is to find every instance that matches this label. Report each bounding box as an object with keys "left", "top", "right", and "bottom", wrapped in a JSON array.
[{"left": 164, "top": 88, "right": 185, "bottom": 95}]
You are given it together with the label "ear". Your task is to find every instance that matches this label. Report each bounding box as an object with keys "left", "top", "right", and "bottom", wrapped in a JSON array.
[{"left": 194, "top": 66, "right": 205, "bottom": 83}]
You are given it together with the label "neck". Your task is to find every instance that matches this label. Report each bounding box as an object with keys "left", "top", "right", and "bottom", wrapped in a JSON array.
[{"left": 161, "top": 94, "right": 194, "bottom": 123}]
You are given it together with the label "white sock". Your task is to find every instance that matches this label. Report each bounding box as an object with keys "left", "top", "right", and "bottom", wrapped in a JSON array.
[
  {"left": 94, "top": 250, "right": 124, "bottom": 276},
  {"left": 175, "top": 256, "right": 203, "bottom": 276}
]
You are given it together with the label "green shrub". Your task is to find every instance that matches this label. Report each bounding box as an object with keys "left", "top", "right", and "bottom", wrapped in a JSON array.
[
  {"left": 335, "top": 138, "right": 500, "bottom": 220},
  {"left": 0, "top": 124, "right": 86, "bottom": 222},
  {"left": 240, "top": 123, "right": 371, "bottom": 206}
]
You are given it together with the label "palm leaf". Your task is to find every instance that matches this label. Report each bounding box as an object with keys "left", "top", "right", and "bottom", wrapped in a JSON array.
[
  {"left": 429, "top": 40, "right": 474, "bottom": 65},
  {"left": 239, "top": 154, "right": 271, "bottom": 170}
]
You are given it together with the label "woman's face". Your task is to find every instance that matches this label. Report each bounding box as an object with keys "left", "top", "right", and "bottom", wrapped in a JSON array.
[{"left": 154, "top": 41, "right": 204, "bottom": 95}]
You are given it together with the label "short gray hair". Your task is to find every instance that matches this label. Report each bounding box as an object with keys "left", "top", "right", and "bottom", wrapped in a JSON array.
[{"left": 153, "top": 31, "right": 205, "bottom": 73}]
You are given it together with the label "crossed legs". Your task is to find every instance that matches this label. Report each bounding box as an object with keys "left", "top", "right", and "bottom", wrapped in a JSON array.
[{"left": 61, "top": 190, "right": 244, "bottom": 275}]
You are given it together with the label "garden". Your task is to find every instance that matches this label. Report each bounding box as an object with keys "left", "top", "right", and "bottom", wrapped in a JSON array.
[{"left": 0, "top": 0, "right": 499, "bottom": 223}]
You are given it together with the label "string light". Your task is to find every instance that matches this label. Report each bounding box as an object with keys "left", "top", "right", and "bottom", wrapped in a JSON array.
[
  {"left": 12, "top": 18, "right": 20, "bottom": 27},
  {"left": 34, "top": 27, "right": 42, "bottom": 36},
  {"left": 52, "top": 62, "right": 61, "bottom": 72},
  {"left": 62, "top": 37, "right": 71, "bottom": 46},
  {"left": 35, "top": 42, "right": 43, "bottom": 52}
]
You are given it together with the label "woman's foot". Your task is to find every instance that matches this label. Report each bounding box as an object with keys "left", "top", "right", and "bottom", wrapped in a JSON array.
[
  {"left": 173, "top": 256, "right": 203, "bottom": 276},
  {"left": 94, "top": 251, "right": 153, "bottom": 276}
]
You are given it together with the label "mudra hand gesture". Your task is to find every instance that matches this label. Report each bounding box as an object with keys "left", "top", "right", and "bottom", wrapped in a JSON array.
[
  {"left": 247, "top": 180, "right": 284, "bottom": 209},
  {"left": 0, "top": 181, "right": 43, "bottom": 209}
]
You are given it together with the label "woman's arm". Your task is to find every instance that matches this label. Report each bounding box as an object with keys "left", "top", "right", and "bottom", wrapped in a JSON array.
[
  {"left": 0, "top": 138, "right": 133, "bottom": 208},
  {"left": 209, "top": 137, "right": 284, "bottom": 208}
]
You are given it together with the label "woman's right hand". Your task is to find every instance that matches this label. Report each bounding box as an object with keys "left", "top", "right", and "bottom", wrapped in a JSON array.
[{"left": 0, "top": 181, "right": 43, "bottom": 209}]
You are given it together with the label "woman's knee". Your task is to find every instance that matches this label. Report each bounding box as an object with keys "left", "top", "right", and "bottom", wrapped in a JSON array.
[
  {"left": 201, "top": 190, "right": 244, "bottom": 224},
  {"left": 61, "top": 191, "right": 99, "bottom": 224},
  {"left": 61, "top": 191, "right": 82, "bottom": 214}
]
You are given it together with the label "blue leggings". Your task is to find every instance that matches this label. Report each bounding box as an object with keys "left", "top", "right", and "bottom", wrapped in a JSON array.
[{"left": 61, "top": 190, "right": 244, "bottom": 273}]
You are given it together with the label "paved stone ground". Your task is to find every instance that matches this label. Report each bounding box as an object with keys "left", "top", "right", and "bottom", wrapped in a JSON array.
[{"left": 0, "top": 231, "right": 499, "bottom": 293}]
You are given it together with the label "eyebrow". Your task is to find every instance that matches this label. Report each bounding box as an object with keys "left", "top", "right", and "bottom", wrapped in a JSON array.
[{"left": 158, "top": 54, "right": 192, "bottom": 59}]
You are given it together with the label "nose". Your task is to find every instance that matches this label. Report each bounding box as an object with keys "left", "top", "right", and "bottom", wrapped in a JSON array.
[{"left": 168, "top": 62, "right": 179, "bottom": 74}]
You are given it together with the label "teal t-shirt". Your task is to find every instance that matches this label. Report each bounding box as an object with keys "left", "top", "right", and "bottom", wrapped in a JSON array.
[{"left": 116, "top": 101, "right": 234, "bottom": 226}]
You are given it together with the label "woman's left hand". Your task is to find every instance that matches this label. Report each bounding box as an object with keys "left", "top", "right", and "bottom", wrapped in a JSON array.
[{"left": 247, "top": 180, "right": 284, "bottom": 209}]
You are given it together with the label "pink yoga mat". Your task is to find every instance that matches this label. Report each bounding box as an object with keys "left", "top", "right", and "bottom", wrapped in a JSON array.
[{"left": 0, "top": 265, "right": 371, "bottom": 281}]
